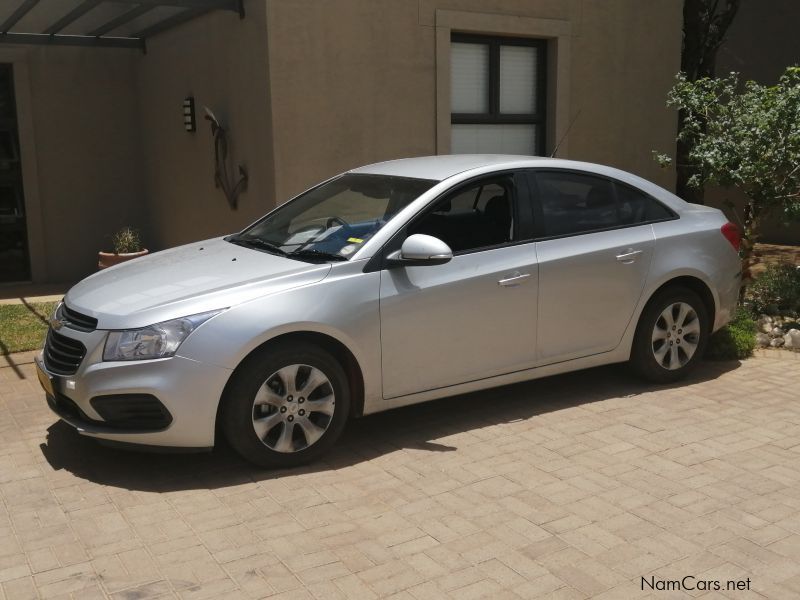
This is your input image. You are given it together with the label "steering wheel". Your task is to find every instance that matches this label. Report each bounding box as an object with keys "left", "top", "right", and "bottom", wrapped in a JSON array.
[{"left": 326, "top": 216, "right": 350, "bottom": 230}]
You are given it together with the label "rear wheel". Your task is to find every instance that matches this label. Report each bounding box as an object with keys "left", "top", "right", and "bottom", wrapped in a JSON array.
[
  {"left": 221, "top": 342, "right": 350, "bottom": 468},
  {"left": 631, "top": 287, "right": 710, "bottom": 383}
]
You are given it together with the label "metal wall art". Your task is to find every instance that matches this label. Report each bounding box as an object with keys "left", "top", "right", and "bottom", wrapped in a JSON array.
[{"left": 204, "top": 107, "right": 248, "bottom": 210}]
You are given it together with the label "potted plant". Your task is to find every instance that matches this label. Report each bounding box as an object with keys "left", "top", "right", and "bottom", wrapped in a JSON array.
[{"left": 98, "top": 226, "right": 149, "bottom": 269}]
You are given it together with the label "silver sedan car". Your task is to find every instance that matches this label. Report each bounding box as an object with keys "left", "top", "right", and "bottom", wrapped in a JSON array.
[{"left": 36, "top": 156, "right": 741, "bottom": 467}]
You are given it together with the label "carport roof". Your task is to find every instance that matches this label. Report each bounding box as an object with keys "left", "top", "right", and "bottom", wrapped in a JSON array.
[{"left": 0, "top": 0, "right": 243, "bottom": 51}]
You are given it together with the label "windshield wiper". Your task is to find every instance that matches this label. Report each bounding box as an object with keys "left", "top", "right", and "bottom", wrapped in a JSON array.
[
  {"left": 289, "top": 249, "right": 347, "bottom": 262},
  {"left": 227, "top": 235, "right": 288, "bottom": 256}
]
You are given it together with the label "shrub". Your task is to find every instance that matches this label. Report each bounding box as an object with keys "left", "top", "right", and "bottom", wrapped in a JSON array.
[
  {"left": 111, "top": 226, "right": 142, "bottom": 254},
  {"left": 654, "top": 67, "right": 800, "bottom": 288},
  {"left": 746, "top": 264, "right": 800, "bottom": 316},
  {"left": 705, "top": 307, "right": 757, "bottom": 360}
]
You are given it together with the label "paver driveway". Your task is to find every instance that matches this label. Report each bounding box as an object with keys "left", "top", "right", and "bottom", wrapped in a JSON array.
[{"left": 1, "top": 352, "right": 799, "bottom": 600}]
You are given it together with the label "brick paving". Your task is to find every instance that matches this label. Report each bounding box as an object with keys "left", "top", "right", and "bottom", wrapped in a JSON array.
[{"left": 1, "top": 352, "right": 800, "bottom": 599}]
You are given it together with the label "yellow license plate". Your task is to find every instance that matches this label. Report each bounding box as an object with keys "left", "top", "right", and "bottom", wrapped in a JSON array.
[{"left": 36, "top": 360, "right": 55, "bottom": 397}]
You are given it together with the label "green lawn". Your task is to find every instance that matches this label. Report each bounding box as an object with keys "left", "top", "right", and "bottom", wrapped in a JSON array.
[{"left": 0, "top": 302, "right": 57, "bottom": 355}]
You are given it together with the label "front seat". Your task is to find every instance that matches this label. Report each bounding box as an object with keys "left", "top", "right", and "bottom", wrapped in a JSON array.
[{"left": 484, "top": 194, "right": 512, "bottom": 245}]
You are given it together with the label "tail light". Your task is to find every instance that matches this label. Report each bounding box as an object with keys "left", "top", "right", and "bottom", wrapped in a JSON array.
[{"left": 720, "top": 222, "right": 741, "bottom": 252}]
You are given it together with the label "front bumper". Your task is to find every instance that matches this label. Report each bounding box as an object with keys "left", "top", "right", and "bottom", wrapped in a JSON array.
[{"left": 36, "top": 337, "right": 233, "bottom": 448}]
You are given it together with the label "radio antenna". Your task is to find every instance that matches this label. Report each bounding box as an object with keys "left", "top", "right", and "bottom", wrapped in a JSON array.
[{"left": 550, "top": 109, "right": 581, "bottom": 158}]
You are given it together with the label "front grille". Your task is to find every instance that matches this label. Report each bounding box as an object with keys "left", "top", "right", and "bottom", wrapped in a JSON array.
[
  {"left": 43, "top": 330, "right": 86, "bottom": 375},
  {"left": 90, "top": 395, "right": 173, "bottom": 430},
  {"left": 61, "top": 304, "right": 98, "bottom": 332}
]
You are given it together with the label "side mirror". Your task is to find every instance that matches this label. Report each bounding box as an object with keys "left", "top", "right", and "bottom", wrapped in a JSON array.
[{"left": 386, "top": 234, "right": 453, "bottom": 267}]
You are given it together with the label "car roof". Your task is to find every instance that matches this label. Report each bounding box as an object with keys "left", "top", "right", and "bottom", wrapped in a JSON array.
[
  {"left": 349, "top": 155, "right": 554, "bottom": 181},
  {"left": 348, "top": 154, "right": 689, "bottom": 213}
]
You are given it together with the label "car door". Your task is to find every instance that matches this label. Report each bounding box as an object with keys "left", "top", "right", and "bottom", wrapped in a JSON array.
[
  {"left": 529, "top": 170, "right": 656, "bottom": 364},
  {"left": 378, "top": 172, "right": 539, "bottom": 399}
]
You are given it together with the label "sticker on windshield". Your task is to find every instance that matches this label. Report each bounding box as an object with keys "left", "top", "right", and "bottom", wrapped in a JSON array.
[
  {"left": 340, "top": 244, "right": 357, "bottom": 255},
  {"left": 347, "top": 237, "right": 364, "bottom": 244}
]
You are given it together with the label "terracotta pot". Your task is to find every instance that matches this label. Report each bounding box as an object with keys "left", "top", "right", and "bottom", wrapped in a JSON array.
[{"left": 98, "top": 249, "right": 149, "bottom": 269}]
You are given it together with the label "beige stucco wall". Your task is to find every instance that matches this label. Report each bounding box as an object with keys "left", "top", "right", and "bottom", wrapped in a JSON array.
[
  {"left": 266, "top": 0, "right": 682, "bottom": 200},
  {"left": 7, "top": 0, "right": 688, "bottom": 283},
  {"left": 7, "top": 0, "right": 273, "bottom": 283},
  {"left": 265, "top": 0, "right": 436, "bottom": 201},
  {"left": 3, "top": 45, "right": 144, "bottom": 283},
  {"left": 717, "top": 0, "right": 798, "bottom": 84},
  {"left": 135, "top": 0, "right": 274, "bottom": 251},
  {"left": 566, "top": 1, "right": 681, "bottom": 191}
]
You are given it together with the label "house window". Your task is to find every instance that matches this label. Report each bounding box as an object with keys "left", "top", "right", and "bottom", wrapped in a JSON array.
[{"left": 450, "top": 34, "right": 547, "bottom": 156}]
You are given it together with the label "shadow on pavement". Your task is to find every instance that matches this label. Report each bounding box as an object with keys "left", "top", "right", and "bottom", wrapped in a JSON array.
[
  {"left": 39, "top": 359, "right": 741, "bottom": 492},
  {"left": 0, "top": 339, "right": 26, "bottom": 379}
]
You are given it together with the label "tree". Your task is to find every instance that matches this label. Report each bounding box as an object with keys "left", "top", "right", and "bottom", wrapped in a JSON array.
[
  {"left": 656, "top": 67, "right": 800, "bottom": 286},
  {"left": 677, "top": 0, "right": 740, "bottom": 204}
]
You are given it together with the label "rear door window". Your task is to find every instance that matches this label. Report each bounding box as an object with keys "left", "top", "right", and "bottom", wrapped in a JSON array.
[
  {"left": 616, "top": 182, "right": 675, "bottom": 224},
  {"left": 534, "top": 171, "right": 619, "bottom": 236}
]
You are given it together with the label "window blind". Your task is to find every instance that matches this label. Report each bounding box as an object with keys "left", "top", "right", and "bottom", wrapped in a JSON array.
[
  {"left": 450, "top": 42, "right": 489, "bottom": 114},
  {"left": 500, "top": 45, "right": 538, "bottom": 114}
]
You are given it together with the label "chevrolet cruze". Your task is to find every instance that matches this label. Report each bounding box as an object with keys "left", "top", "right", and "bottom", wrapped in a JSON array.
[{"left": 36, "top": 156, "right": 741, "bottom": 467}]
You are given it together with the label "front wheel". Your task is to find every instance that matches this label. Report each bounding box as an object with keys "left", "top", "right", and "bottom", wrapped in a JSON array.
[
  {"left": 221, "top": 342, "right": 350, "bottom": 468},
  {"left": 630, "top": 287, "right": 710, "bottom": 383}
]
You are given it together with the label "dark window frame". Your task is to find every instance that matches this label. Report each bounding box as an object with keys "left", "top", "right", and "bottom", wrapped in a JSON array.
[
  {"left": 451, "top": 33, "right": 548, "bottom": 155},
  {"left": 524, "top": 169, "right": 679, "bottom": 241}
]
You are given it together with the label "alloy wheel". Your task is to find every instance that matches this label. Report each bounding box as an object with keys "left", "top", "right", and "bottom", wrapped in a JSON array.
[
  {"left": 651, "top": 302, "right": 701, "bottom": 370},
  {"left": 251, "top": 364, "right": 335, "bottom": 453}
]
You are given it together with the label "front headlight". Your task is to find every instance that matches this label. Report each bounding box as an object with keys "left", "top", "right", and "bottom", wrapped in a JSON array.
[{"left": 103, "top": 310, "right": 224, "bottom": 361}]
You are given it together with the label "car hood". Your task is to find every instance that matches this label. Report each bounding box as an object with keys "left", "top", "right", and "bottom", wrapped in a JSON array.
[{"left": 64, "top": 237, "right": 332, "bottom": 329}]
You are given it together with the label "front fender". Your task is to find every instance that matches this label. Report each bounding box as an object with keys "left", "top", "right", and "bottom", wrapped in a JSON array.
[{"left": 176, "top": 262, "right": 382, "bottom": 410}]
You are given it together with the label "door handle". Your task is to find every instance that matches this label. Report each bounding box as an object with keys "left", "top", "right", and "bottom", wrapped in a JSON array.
[
  {"left": 498, "top": 272, "right": 531, "bottom": 287},
  {"left": 615, "top": 249, "right": 642, "bottom": 264}
]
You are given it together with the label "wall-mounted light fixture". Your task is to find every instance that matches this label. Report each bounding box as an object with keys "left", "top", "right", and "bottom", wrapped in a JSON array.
[{"left": 183, "top": 96, "right": 196, "bottom": 132}]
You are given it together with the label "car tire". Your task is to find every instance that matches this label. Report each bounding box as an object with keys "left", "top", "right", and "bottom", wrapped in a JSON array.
[
  {"left": 631, "top": 287, "right": 710, "bottom": 384},
  {"left": 220, "top": 341, "right": 350, "bottom": 468}
]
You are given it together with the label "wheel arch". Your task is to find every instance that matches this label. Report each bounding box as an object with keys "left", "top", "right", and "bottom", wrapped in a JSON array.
[
  {"left": 626, "top": 274, "right": 716, "bottom": 381},
  {"left": 646, "top": 275, "right": 716, "bottom": 330},
  {"left": 216, "top": 330, "right": 366, "bottom": 431}
]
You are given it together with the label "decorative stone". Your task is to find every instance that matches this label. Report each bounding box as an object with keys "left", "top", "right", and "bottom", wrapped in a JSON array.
[
  {"left": 770, "top": 337, "right": 785, "bottom": 347},
  {"left": 771, "top": 326, "right": 785, "bottom": 337},
  {"left": 784, "top": 329, "right": 800, "bottom": 349},
  {"left": 758, "top": 315, "right": 774, "bottom": 334},
  {"left": 756, "top": 333, "right": 771, "bottom": 347}
]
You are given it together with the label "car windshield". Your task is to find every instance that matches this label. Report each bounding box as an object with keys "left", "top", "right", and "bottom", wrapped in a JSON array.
[{"left": 229, "top": 174, "right": 436, "bottom": 262}]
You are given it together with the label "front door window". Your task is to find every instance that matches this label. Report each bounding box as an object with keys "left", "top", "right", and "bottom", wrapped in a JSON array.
[{"left": 407, "top": 176, "right": 517, "bottom": 253}]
